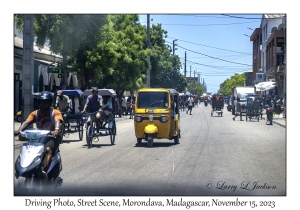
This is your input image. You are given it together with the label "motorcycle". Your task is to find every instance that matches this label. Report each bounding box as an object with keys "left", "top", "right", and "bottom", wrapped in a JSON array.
[
  {"left": 204, "top": 100, "right": 208, "bottom": 107},
  {"left": 15, "top": 128, "right": 63, "bottom": 193},
  {"left": 265, "top": 104, "right": 273, "bottom": 125}
]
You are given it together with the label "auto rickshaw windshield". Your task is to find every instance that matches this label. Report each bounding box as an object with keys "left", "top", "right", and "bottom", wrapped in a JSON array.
[{"left": 137, "top": 92, "right": 169, "bottom": 108}]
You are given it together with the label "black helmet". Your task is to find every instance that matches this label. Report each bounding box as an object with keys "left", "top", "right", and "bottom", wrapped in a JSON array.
[{"left": 37, "top": 91, "right": 53, "bottom": 105}]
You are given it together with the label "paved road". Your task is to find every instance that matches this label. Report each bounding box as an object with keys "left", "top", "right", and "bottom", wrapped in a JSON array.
[{"left": 14, "top": 103, "right": 286, "bottom": 196}]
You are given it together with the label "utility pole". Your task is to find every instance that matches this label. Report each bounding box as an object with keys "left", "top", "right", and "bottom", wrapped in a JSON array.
[
  {"left": 172, "top": 39, "right": 178, "bottom": 55},
  {"left": 22, "top": 14, "right": 34, "bottom": 124},
  {"left": 184, "top": 51, "right": 187, "bottom": 77},
  {"left": 146, "top": 14, "right": 150, "bottom": 88},
  {"left": 190, "top": 66, "right": 191, "bottom": 77},
  {"left": 194, "top": 70, "right": 195, "bottom": 78}
]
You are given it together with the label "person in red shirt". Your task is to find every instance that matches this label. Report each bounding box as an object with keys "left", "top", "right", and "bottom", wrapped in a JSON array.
[{"left": 14, "top": 91, "right": 63, "bottom": 182}]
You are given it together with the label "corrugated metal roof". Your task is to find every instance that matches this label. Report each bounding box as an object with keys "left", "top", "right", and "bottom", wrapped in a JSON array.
[
  {"left": 264, "top": 14, "right": 285, "bottom": 19},
  {"left": 14, "top": 36, "right": 62, "bottom": 58}
]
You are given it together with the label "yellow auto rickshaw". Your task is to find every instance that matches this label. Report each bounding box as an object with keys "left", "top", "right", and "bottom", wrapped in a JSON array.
[{"left": 134, "top": 88, "right": 181, "bottom": 147}]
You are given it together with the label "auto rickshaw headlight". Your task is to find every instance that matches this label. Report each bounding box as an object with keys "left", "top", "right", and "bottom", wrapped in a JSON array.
[
  {"left": 136, "top": 116, "right": 142, "bottom": 122},
  {"left": 161, "top": 116, "right": 167, "bottom": 122},
  {"left": 149, "top": 115, "right": 154, "bottom": 121}
]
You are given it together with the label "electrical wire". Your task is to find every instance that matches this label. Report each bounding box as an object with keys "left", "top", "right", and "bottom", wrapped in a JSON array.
[
  {"left": 221, "top": 14, "right": 285, "bottom": 20},
  {"left": 166, "top": 41, "right": 252, "bottom": 66},
  {"left": 161, "top": 21, "right": 259, "bottom": 26},
  {"left": 167, "top": 37, "right": 252, "bottom": 55}
]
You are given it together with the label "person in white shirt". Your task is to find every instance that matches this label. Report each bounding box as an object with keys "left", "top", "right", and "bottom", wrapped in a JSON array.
[
  {"left": 186, "top": 96, "right": 194, "bottom": 115},
  {"left": 100, "top": 96, "right": 113, "bottom": 122}
]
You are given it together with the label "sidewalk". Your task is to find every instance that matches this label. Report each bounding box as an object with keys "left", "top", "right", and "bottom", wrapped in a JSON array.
[{"left": 261, "top": 110, "right": 286, "bottom": 128}]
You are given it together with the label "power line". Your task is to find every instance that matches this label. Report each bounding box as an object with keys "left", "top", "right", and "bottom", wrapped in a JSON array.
[
  {"left": 165, "top": 14, "right": 236, "bottom": 18},
  {"left": 221, "top": 14, "right": 285, "bottom": 20},
  {"left": 161, "top": 21, "right": 259, "bottom": 26},
  {"left": 167, "top": 37, "right": 251, "bottom": 55},
  {"left": 179, "top": 58, "right": 250, "bottom": 71},
  {"left": 166, "top": 41, "right": 251, "bottom": 66}
]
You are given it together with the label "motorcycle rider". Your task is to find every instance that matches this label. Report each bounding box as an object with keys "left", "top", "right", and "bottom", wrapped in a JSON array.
[{"left": 14, "top": 91, "right": 63, "bottom": 182}]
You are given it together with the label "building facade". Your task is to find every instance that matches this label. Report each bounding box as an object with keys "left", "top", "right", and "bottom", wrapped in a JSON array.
[
  {"left": 14, "top": 36, "right": 80, "bottom": 115},
  {"left": 250, "top": 14, "right": 286, "bottom": 98}
]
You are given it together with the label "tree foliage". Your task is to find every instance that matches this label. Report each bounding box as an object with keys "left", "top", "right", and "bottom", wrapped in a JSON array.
[
  {"left": 14, "top": 14, "right": 192, "bottom": 93},
  {"left": 187, "top": 81, "right": 205, "bottom": 96},
  {"left": 218, "top": 73, "right": 246, "bottom": 95}
]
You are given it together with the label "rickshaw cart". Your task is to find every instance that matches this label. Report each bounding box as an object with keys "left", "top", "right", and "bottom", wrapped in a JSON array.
[
  {"left": 82, "top": 89, "right": 117, "bottom": 145},
  {"left": 60, "top": 90, "right": 85, "bottom": 141},
  {"left": 245, "top": 96, "right": 261, "bottom": 121},
  {"left": 211, "top": 94, "right": 224, "bottom": 117}
]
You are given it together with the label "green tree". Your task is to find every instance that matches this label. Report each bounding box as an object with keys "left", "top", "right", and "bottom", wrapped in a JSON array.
[
  {"left": 187, "top": 81, "right": 205, "bottom": 96},
  {"left": 69, "top": 14, "right": 150, "bottom": 91},
  {"left": 148, "top": 24, "right": 187, "bottom": 92},
  {"left": 218, "top": 73, "right": 246, "bottom": 95},
  {"left": 15, "top": 14, "right": 107, "bottom": 89}
]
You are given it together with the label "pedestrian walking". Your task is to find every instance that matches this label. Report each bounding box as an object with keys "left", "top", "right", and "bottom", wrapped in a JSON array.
[
  {"left": 186, "top": 96, "right": 194, "bottom": 115},
  {"left": 232, "top": 97, "right": 243, "bottom": 121}
]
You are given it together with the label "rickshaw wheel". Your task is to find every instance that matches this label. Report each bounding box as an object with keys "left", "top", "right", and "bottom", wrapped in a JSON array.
[
  {"left": 211, "top": 112, "right": 213, "bottom": 117},
  {"left": 246, "top": 116, "right": 247, "bottom": 121},
  {"left": 221, "top": 112, "right": 223, "bottom": 117},
  {"left": 147, "top": 134, "right": 153, "bottom": 147},
  {"left": 174, "top": 135, "right": 179, "bottom": 144},
  {"left": 137, "top": 138, "right": 142, "bottom": 144},
  {"left": 78, "top": 123, "right": 84, "bottom": 141},
  {"left": 110, "top": 121, "right": 116, "bottom": 145},
  {"left": 86, "top": 125, "right": 93, "bottom": 148}
]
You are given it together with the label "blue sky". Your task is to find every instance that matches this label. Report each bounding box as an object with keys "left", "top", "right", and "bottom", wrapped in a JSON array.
[{"left": 139, "top": 14, "right": 263, "bottom": 93}]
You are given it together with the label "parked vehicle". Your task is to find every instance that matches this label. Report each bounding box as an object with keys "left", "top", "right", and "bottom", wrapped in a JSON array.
[
  {"left": 15, "top": 128, "right": 63, "bottom": 193},
  {"left": 231, "top": 86, "right": 255, "bottom": 115},
  {"left": 134, "top": 88, "right": 180, "bottom": 147}
]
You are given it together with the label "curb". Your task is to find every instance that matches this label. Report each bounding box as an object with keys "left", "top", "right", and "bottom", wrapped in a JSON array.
[
  {"left": 272, "top": 120, "right": 286, "bottom": 128},
  {"left": 261, "top": 114, "right": 286, "bottom": 128}
]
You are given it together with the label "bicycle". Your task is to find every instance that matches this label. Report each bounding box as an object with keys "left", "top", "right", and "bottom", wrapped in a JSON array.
[
  {"left": 85, "top": 111, "right": 100, "bottom": 148},
  {"left": 60, "top": 111, "right": 70, "bottom": 138}
]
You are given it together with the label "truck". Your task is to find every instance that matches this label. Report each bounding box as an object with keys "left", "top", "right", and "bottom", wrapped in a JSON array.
[{"left": 231, "top": 86, "right": 255, "bottom": 115}]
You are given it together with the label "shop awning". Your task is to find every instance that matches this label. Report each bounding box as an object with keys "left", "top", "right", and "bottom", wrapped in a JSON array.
[{"left": 255, "top": 81, "right": 276, "bottom": 91}]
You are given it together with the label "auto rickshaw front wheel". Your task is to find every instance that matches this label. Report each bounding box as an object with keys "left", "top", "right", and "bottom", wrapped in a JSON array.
[
  {"left": 147, "top": 134, "right": 153, "bottom": 147},
  {"left": 137, "top": 138, "right": 142, "bottom": 144},
  {"left": 174, "top": 135, "right": 179, "bottom": 144}
]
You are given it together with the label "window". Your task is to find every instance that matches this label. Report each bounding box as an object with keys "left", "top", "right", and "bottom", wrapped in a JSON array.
[
  {"left": 277, "top": 37, "right": 284, "bottom": 43},
  {"left": 137, "top": 92, "right": 169, "bottom": 108}
]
